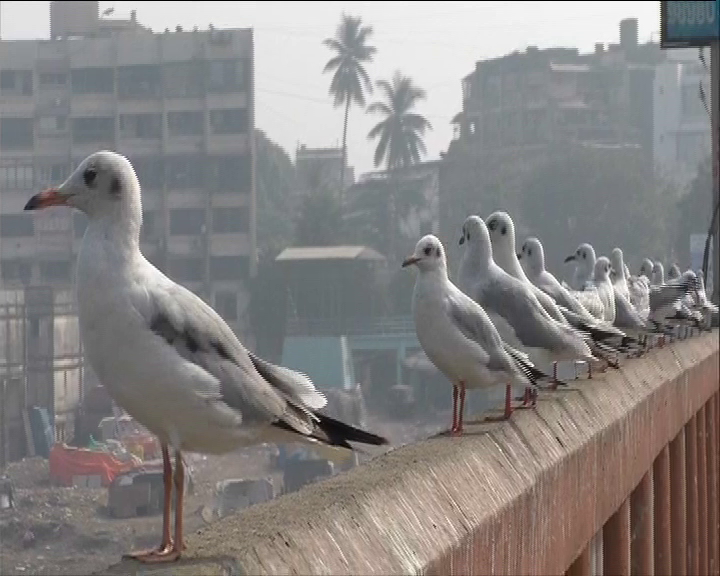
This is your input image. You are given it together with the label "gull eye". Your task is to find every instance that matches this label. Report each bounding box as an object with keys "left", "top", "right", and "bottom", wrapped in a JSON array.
[
  {"left": 423, "top": 245, "right": 432, "bottom": 256},
  {"left": 83, "top": 168, "right": 97, "bottom": 188}
]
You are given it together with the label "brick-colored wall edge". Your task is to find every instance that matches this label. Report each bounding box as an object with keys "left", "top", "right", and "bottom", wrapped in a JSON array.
[{"left": 98, "top": 331, "right": 719, "bottom": 576}]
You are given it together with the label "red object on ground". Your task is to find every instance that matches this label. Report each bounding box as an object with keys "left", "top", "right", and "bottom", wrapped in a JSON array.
[{"left": 49, "top": 443, "right": 137, "bottom": 487}]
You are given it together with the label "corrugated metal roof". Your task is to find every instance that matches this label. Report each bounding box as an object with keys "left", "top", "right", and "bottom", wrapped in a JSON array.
[{"left": 275, "top": 245, "right": 386, "bottom": 262}]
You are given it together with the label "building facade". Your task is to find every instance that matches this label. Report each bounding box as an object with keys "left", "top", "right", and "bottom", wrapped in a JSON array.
[
  {"left": 653, "top": 47, "right": 712, "bottom": 191},
  {"left": 0, "top": 1, "right": 256, "bottom": 338}
]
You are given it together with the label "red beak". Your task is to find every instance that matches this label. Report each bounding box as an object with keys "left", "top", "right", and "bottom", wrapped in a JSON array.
[{"left": 24, "top": 188, "right": 69, "bottom": 210}]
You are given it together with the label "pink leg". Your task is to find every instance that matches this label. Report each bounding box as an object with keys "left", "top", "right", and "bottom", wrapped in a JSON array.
[
  {"left": 451, "top": 382, "right": 465, "bottom": 436},
  {"left": 485, "top": 384, "right": 514, "bottom": 422}
]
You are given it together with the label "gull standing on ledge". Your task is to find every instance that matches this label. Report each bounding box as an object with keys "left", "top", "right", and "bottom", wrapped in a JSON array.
[
  {"left": 24, "top": 151, "right": 388, "bottom": 564},
  {"left": 402, "top": 235, "right": 544, "bottom": 433}
]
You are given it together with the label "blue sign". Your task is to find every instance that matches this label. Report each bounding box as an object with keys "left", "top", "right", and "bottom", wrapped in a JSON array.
[{"left": 661, "top": 0, "right": 720, "bottom": 47}]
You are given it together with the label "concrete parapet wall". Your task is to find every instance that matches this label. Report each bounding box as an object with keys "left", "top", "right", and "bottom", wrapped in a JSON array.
[{"left": 100, "top": 331, "right": 719, "bottom": 576}]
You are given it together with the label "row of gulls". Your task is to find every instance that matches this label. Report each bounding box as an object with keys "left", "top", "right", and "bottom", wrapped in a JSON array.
[
  {"left": 403, "top": 210, "right": 712, "bottom": 437},
  {"left": 23, "top": 151, "right": 389, "bottom": 564}
]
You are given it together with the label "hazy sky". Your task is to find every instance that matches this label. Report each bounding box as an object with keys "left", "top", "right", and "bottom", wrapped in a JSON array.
[{"left": 2, "top": 1, "right": 660, "bottom": 176}]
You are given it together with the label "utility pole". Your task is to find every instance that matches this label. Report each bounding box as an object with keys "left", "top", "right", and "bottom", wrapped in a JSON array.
[{"left": 711, "top": 38, "right": 719, "bottom": 302}]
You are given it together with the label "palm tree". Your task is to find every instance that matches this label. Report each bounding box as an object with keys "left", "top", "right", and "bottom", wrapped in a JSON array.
[
  {"left": 323, "top": 15, "right": 376, "bottom": 199},
  {"left": 366, "top": 71, "right": 432, "bottom": 261},
  {"left": 367, "top": 71, "right": 432, "bottom": 172}
]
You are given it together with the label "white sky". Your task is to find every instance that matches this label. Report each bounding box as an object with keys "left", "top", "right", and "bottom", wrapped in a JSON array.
[{"left": 1, "top": 1, "right": 661, "bottom": 176}]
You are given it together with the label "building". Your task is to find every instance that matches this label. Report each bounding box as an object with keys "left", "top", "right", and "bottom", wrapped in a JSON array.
[
  {"left": 295, "top": 144, "right": 354, "bottom": 199},
  {"left": 442, "top": 18, "right": 663, "bottom": 239},
  {"left": 0, "top": 1, "right": 256, "bottom": 338},
  {"left": 653, "top": 47, "right": 712, "bottom": 191}
]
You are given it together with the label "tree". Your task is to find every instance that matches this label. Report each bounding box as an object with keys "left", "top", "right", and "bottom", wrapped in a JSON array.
[
  {"left": 294, "top": 188, "right": 346, "bottom": 246},
  {"left": 254, "top": 129, "right": 296, "bottom": 257},
  {"left": 323, "top": 14, "right": 376, "bottom": 198},
  {"left": 366, "top": 71, "right": 432, "bottom": 172},
  {"left": 520, "top": 146, "right": 676, "bottom": 274},
  {"left": 365, "top": 71, "right": 432, "bottom": 261}
]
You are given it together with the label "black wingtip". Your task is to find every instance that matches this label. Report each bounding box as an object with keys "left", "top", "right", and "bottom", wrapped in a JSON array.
[{"left": 315, "top": 412, "right": 390, "bottom": 447}]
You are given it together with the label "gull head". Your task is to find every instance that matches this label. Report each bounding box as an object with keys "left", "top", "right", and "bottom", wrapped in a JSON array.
[
  {"left": 485, "top": 210, "right": 517, "bottom": 255},
  {"left": 667, "top": 263, "right": 681, "bottom": 280},
  {"left": 594, "top": 256, "right": 613, "bottom": 281},
  {"left": 459, "top": 214, "right": 491, "bottom": 251},
  {"left": 24, "top": 150, "right": 140, "bottom": 221},
  {"left": 639, "top": 258, "right": 654, "bottom": 278},
  {"left": 402, "top": 234, "right": 447, "bottom": 273},
  {"left": 518, "top": 237, "right": 545, "bottom": 275},
  {"left": 565, "top": 243, "right": 596, "bottom": 269},
  {"left": 610, "top": 248, "right": 625, "bottom": 281},
  {"left": 652, "top": 261, "right": 665, "bottom": 284}
]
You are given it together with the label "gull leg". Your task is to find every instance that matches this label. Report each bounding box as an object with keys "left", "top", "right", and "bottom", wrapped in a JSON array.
[
  {"left": 587, "top": 361, "right": 593, "bottom": 380},
  {"left": 450, "top": 386, "right": 459, "bottom": 435},
  {"left": 136, "top": 450, "right": 186, "bottom": 563},
  {"left": 574, "top": 361, "right": 579, "bottom": 380},
  {"left": 124, "top": 444, "right": 174, "bottom": 561},
  {"left": 549, "top": 361, "right": 559, "bottom": 390},
  {"left": 455, "top": 382, "right": 466, "bottom": 436},
  {"left": 485, "top": 384, "right": 514, "bottom": 422}
]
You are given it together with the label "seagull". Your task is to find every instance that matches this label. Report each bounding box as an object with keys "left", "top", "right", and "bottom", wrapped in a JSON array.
[
  {"left": 485, "top": 212, "right": 627, "bottom": 374},
  {"left": 667, "top": 263, "right": 682, "bottom": 281},
  {"left": 23, "top": 151, "right": 388, "bottom": 564},
  {"left": 588, "top": 256, "right": 617, "bottom": 324},
  {"left": 609, "top": 248, "right": 630, "bottom": 301},
  {"left": 639, "top": 258, "right": 654, "bottom": 280},
  {"left": 457, "top": 216, "right": 600, "bottom": 380},
  {"left": 402, "top": 235, "right": 544, "bottom": 433},
  {"left": 518, "top": 237, "right": 631, "bottom": 347},
  {"left": 564, "top": 243, "right": 597, "bottom": 291}
]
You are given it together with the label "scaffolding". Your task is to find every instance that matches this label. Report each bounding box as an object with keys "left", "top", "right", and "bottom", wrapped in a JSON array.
[{"left": 0, "top": 286, "right": 85, "bottom": 469}]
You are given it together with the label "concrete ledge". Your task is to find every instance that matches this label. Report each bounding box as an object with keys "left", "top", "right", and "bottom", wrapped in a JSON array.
[{"left": 98, "top": 331, "right": 719, "bottom": 576}]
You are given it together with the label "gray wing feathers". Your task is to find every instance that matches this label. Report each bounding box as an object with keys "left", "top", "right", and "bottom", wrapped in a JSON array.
[
  {"left": 145, "top": 281, "right": 323, "bottom": 434},
  {"left": 614, "top": 291, "right": 647, "bottom": 330}
]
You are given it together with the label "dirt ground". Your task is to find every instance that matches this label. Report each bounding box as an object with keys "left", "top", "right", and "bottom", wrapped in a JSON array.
[{"left": 0, "top": 416, "right": 443, "bottom": 576}]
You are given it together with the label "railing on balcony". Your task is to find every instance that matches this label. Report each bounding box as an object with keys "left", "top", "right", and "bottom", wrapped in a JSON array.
[{"left": 285, "top": 315, "right": 415, "bottom": 337}]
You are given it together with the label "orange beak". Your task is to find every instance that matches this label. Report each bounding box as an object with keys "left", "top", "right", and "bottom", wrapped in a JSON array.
[{"left": 24, "top": 188, "right": 71, "bottom": 211}]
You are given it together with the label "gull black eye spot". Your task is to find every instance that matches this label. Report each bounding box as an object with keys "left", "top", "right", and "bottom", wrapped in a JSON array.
[
  {"left": 500, "top": 226, "right": 507, "bottom": 235},
  {"left": 423, "top": 245, "right": 432, "bottom": 256},
  {"left": 83, "top": 167, "right": 97, "bottom": 188},
  {"left": 528, "top": 248, "right": 532, "bottom": 257},
  {"left": 435, "top": 247, "right": 441, "bottom": 258}
]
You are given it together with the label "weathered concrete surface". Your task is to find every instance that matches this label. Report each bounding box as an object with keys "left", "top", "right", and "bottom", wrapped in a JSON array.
[{"left": 97, "top": 331, "right": 719, "bottom": 576}]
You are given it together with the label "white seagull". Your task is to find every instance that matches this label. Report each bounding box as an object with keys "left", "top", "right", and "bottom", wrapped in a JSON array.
[
  {"left": 402, "top": 235, "right": 543, "bottom": 433},
  {"left": 24, "top": 151, "right": 388, "bottom": 564},
  {"left": 457, "top": 216, "right": 599, "bottom": 379}
]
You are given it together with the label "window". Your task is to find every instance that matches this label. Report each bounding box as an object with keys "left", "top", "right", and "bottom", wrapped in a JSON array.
[
  {"left": 72, "top": 117, "right": 114, "bottom": 144},
  {"left": 162, "top": 62, "right": 203, "bottom": 98},
  {"left": 119, "top": 114, "right": 162, "bottom": 139},
  {"left": 680, "top": 84, "right": 706, "bottom": 119},
  {"left": 215, "top": 290, "right": 238, "bottom": 320},
  {"left": 676, "top": 131, "right": 710, "bottom": 165},
  {"left": 117, "top": 65, "right": 161, "bottom": 99},
  {"left": 170, "top": 208, "right": 205, "bottom": 235},
  {"left": 0, "top": 70, "right": 33, "bottom": 96},
  {"left": 1, "top": 260, "right": 32, "bottom": 284},
  {"left": 206, "top": 59, "right": 246, "bottom": 93},
  {"left": 37, "top": 115, "right": 67, "bottom": 134},
  {"left": 168, "top": 257, "right": 204, "bottom": 282},
  {"left": 0, "top": 163, "right": 34, "bottom": 190},
  {"left": 40, "top": 261, "right": 71, "bottom": 283},
  {"left": 208, "top": 155, "right": 251, "bottom": 191},
  {"left": 73, "top": 213, "right": 87, "bottom": 238},
  {"left": 212, "top": 207, "right": 249, "bottom": 233},
  {"left": 132, "top": 157, "right": 164, "bottom": 189},
  {"left": 36, "top": 163, "right": 69, "bottom": 186},
  {"left": 210, "top": 108, "right": 248, "bottom": 134},
  {"left": 71, "top": 67, "right": 114, "bottom": 94},
  {"left": 165, "top": 156, "right": 203, "bottom": 188},
  {"left": 1, "top": 118, "right": 34, "bottom": 150},
  {"left": 210, "top": 256, "right": 247, "bottom": 280},
  {"left": 141, "top": 211, "right": 156, "bottom": 241},
  {"left": 0, "top": 214, "right": 34, "bottom": 237},
  {"left": 168, "top": 111, "right": 203, "bottom": 136},
  {"left": 39, "top": 72, "right": 67, "bottom": 86}
]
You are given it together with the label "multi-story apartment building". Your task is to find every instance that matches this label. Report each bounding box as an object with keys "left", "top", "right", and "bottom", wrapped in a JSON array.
[
  {"left": 653, "top": 47, "right": 712, "bottom": 190},
  {"left": 0, "top": 1, "right": 255, "bottom": 337},
  {"left": 440, "top": 18, "right": 664, "bottom": 239}
]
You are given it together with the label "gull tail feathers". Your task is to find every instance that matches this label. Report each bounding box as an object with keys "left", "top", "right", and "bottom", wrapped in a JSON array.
[
  {"left": 504, "top": 344, "right": 567, "bottom": 387},
  {"left": 247, "top": 350, "right": 327, "bottom": 411}
]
